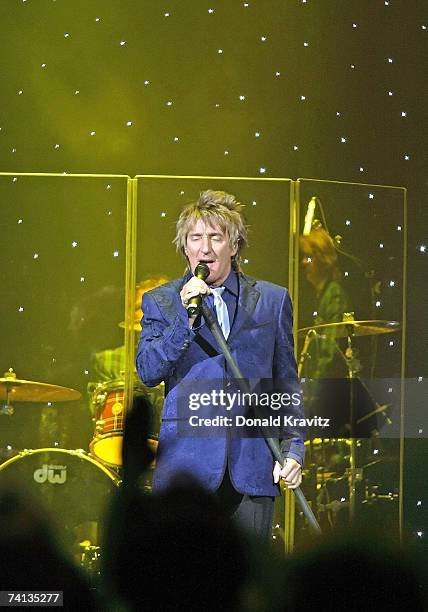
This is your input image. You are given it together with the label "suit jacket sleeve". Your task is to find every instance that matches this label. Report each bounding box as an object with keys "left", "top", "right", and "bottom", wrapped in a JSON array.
[
  {"left": 274, "top": 289, "right": 305, "bottom": 465},
  {"left": 136, "top": 290, "right": 195, "bottom": 387}
]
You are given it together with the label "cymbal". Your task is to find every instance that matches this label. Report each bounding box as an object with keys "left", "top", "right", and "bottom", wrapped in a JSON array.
[
  {"left": 118, "top": 320, "right": 141, "bottom": 332},
  {"left": 298, "top": 320, "right": 400, "bottom": 338},
  {"left": 0, "top": 369, "right": 81, "bottom": 403}
]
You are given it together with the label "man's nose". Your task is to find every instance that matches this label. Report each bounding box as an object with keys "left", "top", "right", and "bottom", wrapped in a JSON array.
[{"left": 200, "top": 236, "right": 212, "bottom": 253}]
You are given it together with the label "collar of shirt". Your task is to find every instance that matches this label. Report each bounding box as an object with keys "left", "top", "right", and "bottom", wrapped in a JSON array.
[{"left": 210, "top": 269, "right": 238, "bottom": 297}]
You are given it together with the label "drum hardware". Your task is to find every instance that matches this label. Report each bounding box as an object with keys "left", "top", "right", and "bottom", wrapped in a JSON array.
[
  {"left": 363, "top": 483, "right": 399, "bottom": 505},
  {"left": 79, "top": 540, "right": 101, "bottom": 576},
  {"left": 356, "top": 402, "right": 392, "bottom": 426},
  {"left": 298, "top": 317, "right": 401, "bottom": 524},
  {"left": 298, "top": 319, "right": 400, "bottom": 339},
  {"left": 0, "top": 368, "right": 81, "bottom": 415},
  {"left": 0, "top": 448, "right": 118, "bottom": 570},
  {"left": 118, "top": 319, "right": 141, "bottom": 331},
  {"left": 89, "top": 379, "right": 163, "bottom": 468}
]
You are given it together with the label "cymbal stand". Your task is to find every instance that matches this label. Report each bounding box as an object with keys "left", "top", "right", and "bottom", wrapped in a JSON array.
[
  {"left": 344, "top": 323, "right": 362, "bottom": 522},
  {"left": 0, "top": 385, "right": 14, "bottom": 416}
]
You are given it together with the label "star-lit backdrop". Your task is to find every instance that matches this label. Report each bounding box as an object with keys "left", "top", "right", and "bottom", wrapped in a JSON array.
[{"left": 0, "top": 0, "right": 426, "bottom": 551}]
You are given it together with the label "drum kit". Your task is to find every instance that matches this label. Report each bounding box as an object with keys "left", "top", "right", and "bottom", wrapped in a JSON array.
[
  {"left": 0, "top": 315, "right": 400, "bottom": 558},
  {"left": 297, "top": 317, "right": 401, "bottom": 530},
  {"left": 0, "top": 360, "right": 163, "bottom": 574}
]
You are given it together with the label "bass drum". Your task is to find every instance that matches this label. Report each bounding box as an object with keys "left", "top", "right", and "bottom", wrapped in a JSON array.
[{"left": 0, "top": 448, "right": 118, "bottom": 561}]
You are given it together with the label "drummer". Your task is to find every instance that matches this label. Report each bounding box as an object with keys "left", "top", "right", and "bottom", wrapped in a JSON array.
[
  {"left": 91, "top": 275, "right": 169, "bottom": 384},
  {"left": 88, "top": 275, "right": 169, "bottom": 452},
  {"left": 299, "top": 227, "right": 352, "bottom": 380}
]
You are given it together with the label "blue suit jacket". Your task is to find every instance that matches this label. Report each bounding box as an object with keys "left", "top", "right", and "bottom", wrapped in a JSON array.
[{"left": 136, "top": 273, "right": 305, "bottom": 496}]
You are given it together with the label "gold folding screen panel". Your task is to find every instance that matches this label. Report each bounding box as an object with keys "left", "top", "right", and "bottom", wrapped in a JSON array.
[{"left": 0, "top": 172, "right": 406, "bottom": 555}]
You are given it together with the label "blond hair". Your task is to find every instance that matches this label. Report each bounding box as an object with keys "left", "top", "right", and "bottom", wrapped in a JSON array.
[
  {"left": 299, "top": 228, "right": 340, "bottom": 280},
  {"left": 174, "top": 190, "right": 248, "bottom": 270}
]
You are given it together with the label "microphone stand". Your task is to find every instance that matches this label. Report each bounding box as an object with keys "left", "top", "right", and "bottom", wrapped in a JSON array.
[{"left": 200, "top": 301, "right": 322, "bottom": 535}]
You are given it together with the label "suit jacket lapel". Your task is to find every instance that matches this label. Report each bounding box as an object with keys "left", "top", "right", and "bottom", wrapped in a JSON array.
[{"left": 227, "top": 274, "right": 260, "bottom": 344}]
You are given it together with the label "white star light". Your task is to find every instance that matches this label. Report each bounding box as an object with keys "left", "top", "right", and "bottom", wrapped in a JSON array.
[
  {"left": 369, "top": 193, "right": 374, "bottom": 199},
  {"left": 113, "top": 251, "right": 119, "bottom": 257},
  {"left": 126, "top": 121, "right": 133, "bottom": 126},
  {"left": 419, "top": 245, "right": 426, "bottom": 253},
  {"left": 259, "top": 167, "right": 266, "bottom": 174},
  {"left": 72, "top": 241, "right": 78, "bottom": 247}
]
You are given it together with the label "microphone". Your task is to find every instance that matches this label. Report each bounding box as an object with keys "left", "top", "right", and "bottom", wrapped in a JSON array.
[
  {"left": 303, "top": 197, "right": 317, "bottom": 235},
  {"left": 187, "top": 262, "right": 210, "bottom": 317}
]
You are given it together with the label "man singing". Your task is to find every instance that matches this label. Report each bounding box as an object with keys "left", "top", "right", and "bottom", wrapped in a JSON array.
[{"left": 136, "top": 190, "right": 304, "bottom": 538}]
